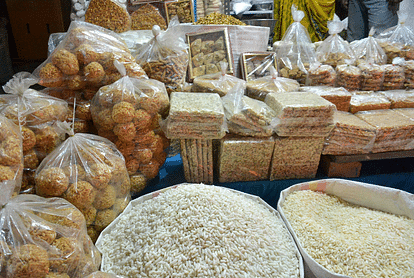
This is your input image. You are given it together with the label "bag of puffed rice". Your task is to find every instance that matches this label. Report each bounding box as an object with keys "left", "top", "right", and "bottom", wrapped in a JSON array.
[
  {"left": 350, "top": 27, "right": 387, "bottom": 65},
  {"left": 90, "top": 61, "right": 170, "bottom": 194},
  {"left": 1, "top": 72, "right": 68, "bottom": 194},
  {"left": 0, "top": 181, "right": 101, "bottom": 277},
  {"left": 35, "top": 122, "right": 131, "bottom": 243},
  {"left": 316, "top": 19, "right": 356, "bottom": 67},
  {"left": 275, "top": 4, "right": 318, "bottom": 85},
  {"left": 135, "top": 19, "right": 189, "bottom": 94}
]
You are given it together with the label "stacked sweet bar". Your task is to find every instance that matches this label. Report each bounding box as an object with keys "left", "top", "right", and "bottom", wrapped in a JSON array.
[
  {"left": 380, "top": 90, "right": 414, "bottom": 108},
  {"left": 358, "top": 63, "right": 385, "bottom": 91},
  {"left": 336, "top": 65, "right": 362, "bottom": 92},
  {"left": 180, "top": 139, "right": 213, "bottom": 184},
  {"left": 349, "top": 93, "right": 391, "bottom": 113},
  {"left": 322, "top": 111, "right": 377, "bottom": 155},
  {"left": 355, "top": 109, "right": 414, "bottom": 153},
  {"left": 265, "top": 92, "right": 335, "bottom": 137},
  {"left": 308, "top": 64, "right": 336, "bottom": 87},
  {"left": 300, "top": 86, "right": 352, "bottom": 112},
  {"left": 403, "top": 60, "right": 414, "bottom": 89},
  {"left": 382, "top": 64, "right": 405, "bottom": 91}
]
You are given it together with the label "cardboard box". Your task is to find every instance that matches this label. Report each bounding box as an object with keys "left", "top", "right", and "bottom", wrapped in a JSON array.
[{"left": 6, "top": 0, "right": 70, "bottom": 60}]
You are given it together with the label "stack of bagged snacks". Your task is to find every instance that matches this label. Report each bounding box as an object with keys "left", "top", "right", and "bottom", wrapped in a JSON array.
[
  {"left": 218, "top": 135, "right": 275, "bottom": 182},
  {"left": 192, "top": 62, "right": 245, "bottom": 97},
  {"left": 275, "top": 5, "right": 318, "bottom": 85},
  {"left": 308, "top": 64, "right": 336, "bottom": 86},
  {"left": 382, "top": 64, "right": 405, "bottom": 90},
  {"left": 0, "top": 73, "right": 68, "bottom": 194},
  {"left": 322, "top": 111, "right": 377, "bottom": 155},
  {"left": 33, "top": 21, "right": 147, "bottom": 95},
  {"left": 349, "top": 93, "right": 391, "bottom": 113},
  {"left": 0, "top": 189, "right": 101, "bottom": 277},
  {"left": 195, "top": 12, "right": 247, "bottom": 25},
  {"left": 85, "top": 0, "right": 131, "bottom": 33},
  {"left": 358, "top": 63, "right": 385, "bottom": 91},
  {"left": 300, "top": 86, "right": 352, "bottom": 112},
  {"left": 335, "top": 64, "right": 362, "bottom": 91},
  {"left": 91, "top": 72, "right": 170, "bottom": 195},
  {"left": 130, "top": 4, "right": 167, "bottom": 31},
  {"left": 265, "top": 92, "right": 336, "bottom": 137},
  {"left": 315, "top": 20, "right": 356, "bottom": 67},
  {"left": 165, "top": 92, "right": 226, "bottom": 139},
  {"left": 380, "top": 89, "right": 414, "bottom": 108},
  {"left": 0, "top": 116, "right": 23, "bottom": 186},
  {"left": 222, "top": 82, "right": 277, "bottom": 137},
  {"left": 180, "top": 139, "right": 213, "bottom": 184},
  {"left": 270, "top": 136, "right": 324, "bottom": 180},
  {"left": 356, "top": 109, "right": 414, "bottom": 153},
  {"left": 402, "top": 60, "right": 414, "bottom": 88},
  {"left": 135, "top": 24, "right": 188, "bottom": 94},
  {"left": 35, "top": 130, "right": 131, "bottom": 243},
  {"left": 379, "top": 41, "right": 404, "bottom": 64},
  {"left": 246, "top": 66, "right": 300, "bottom": 101}
]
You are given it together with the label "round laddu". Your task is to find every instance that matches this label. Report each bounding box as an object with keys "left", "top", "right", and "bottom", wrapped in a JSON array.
[
  {"left": 23, "top": 149, "right": 39, "bottom": 170},
  {"left": 75, "top": 101, "right": 92, "bottom": 121},
  {"left": 112, "top": 87, "right": 137, "bottom": 106},
  {"left": 94, "top": 209, "right": 117, "bottom": 232},
  {"left": 113, "top": 122, "right": 136, "bottom": 142},
  {"left": 34, "top": 125, "right": 62, "bottom": 155},
  {"left": 125, "top": 157, "right": 140, "bottom": 175},
  {"left": 112, "top": 101, "right": 135, "bottom": 124},
  {"left": 52, "top": 49, "right": 80, "bottom": 75},
  {"left": 75, "top": 44, "right": 99, "bottom": 65},
  {"left": 28, "top": 221, "right": 57, "bottom": 244},
  {"left": 35, "top": 167, "right": 69, "bottom": 197},
  {"left": 21, "top": 126, "right": 36, "bottom": 153},
  {"left": 84, "top": 62, "right": 105, "bottom": 83},
  {"left": 97, "top": 109, "right": 115, "bottom": 131},
  {"left": 0, "top": 136, "right": 22, "bottom": 166},
  {"left": 87, "top": 162, "right": 112, "bottom": 190},
  {"left": 0, "top": 165, "right": 16, "bottom": 182},
  {"left": 80, "top": 206, "right": 97, "bottom": 226},
  {"left": 7, "top": 244, "right": 49, "bottom": 278},
  {"left": 130, "top": 173, "right": 146, "bottom": 193},
  {"left": 115, "top": 140, "right": 134, "bottom": 157},
  {"left": 39, "top": 63, "right": 64, "bottom": 87},
  {"left": 41, "top": 207, "right": 85, "bottom": 230},
  {"left": 63, "top": 164, "right": 87, "bottom": 182},
  {"left": 67, "top": 74, "right": 86, "bottom": 90},
  {"left": 87, "top": 226, "right": 99, "bottom": 243},
  {"left": 132, "top": 109, "right": 152, "bottom": 130},
  {"left": 113, "top": 197, "right": 129, "bottom": 213},
  {"left": 114, "top": 174, "right": 131, "bottom": 197},
  {"left": 133, "top": 148, "right": 152, "bottom": 164},
  {"left": 46, "top": 272, "right": 70, "bottom": 278},
  {"left": 64, "top": 181, "right": 97, "bottom": 209},
  {"left": 93, "top": 185, "right": 116, "bottom": 210},
  {"left": 29, "top": 105, "right": 61, "bottom": 125},
  {"left": 49, "top": 237, "right": 82, "bottom": 273},
  {"left": 139, "top": 159, "right": 160, "bottom": 180}
]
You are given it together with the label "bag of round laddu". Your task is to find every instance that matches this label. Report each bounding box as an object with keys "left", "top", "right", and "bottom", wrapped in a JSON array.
[
  {"left": 35, "top": 123, "right": 131, "bottom": 243},
  {"left": 1, "top": 72, "right": 68, "bottom": 194},
  {"left": 0, "top": 181, "right": 101, "bottom": 277}
]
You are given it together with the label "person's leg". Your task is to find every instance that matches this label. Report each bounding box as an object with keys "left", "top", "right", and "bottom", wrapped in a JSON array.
[
  {"left": 365, "top": 0, "right": 398, "bottom": 35},
  {"left": 347, "top": 0, "right": 369, "bottom": 41}
]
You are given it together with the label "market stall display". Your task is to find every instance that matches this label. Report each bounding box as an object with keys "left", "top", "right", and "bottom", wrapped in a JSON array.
[
  {"left": 35, "top": 128, "right": 131, "bottom": 242},
  {"left": 96, "top": 183, "right": 303, "bottom": 277},
  {"left": 322, "top": 111, "right": 377, "bottom": 155},
  {"left": 299, "top": 86, "right": 351, "bottom": 112}
]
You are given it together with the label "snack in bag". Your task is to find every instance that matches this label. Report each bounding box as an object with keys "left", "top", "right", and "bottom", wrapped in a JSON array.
[
  {"left": 85, "top": 0, "right": 131, "bottom": 33},
  {"left": 350, "top": 27, "right": 387, "bottom": 65},
  {"left": 35, "top": 122, "right": 131, "bottom": 242}
]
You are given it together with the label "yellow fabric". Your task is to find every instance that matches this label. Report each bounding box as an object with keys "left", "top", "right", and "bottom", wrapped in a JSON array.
[{"left": 274, "top": 0, "right": 335, "bottom": 43}]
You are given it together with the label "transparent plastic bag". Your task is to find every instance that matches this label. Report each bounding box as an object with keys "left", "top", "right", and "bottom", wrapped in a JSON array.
[
  {"left": 0, "top": 182, "right": 101, "bottom": 277},
  {"left": 335, "top": 64, "right": 362, "bottom": 91},
  {"left": 85, "top": 0, "right": 131, "bottom": 33},
  {"left": 222, "top": 82, "right": 277, "bottom": 137},
  {"left": 381, "top": 63, "right": 405, "bottom": 91},
  {"left": 1, "top": 72, "right": 69, "bottom": 194},
  {"left": 71, "top": 0, "right": 92, "bottom": 21},
  {"left": 350, "top": 27, "right": 387, "bottom": 65},
  {"left": 308, "top": 63, "right": 336, "bottom": 87},
  {"left": 275, "top": 5, "right": 318, "bottom": 85},
  {"left": 90, "top": 62, "right": 170, "bottom": 194},
  {"left": 231, "top": 0, "right": 252, "bottom": 15},
  {"left": 316, "top": 19, "right": 356, "bottom": 67},
  {"left": 35, "top": 123, "right": 131, "bottom": 243},
  {"left": 118, "top": 30, "right": 154, "bottom": 58},
  {"left": 245, "top": 66, "right": 300, "bottom": 101},
  {"left": 192, "top": 62, "right": 246, "bottom": 97},
  {"left": 130, "top": 3, "right": 167, "bottom": 31},
  {"left": 358, "top": 62, "right": 385, "bottom": 91},
  {"left": 84, "top": 271, "right": 125, "bottom": 278},
  {"left": 299, "top": 85, "right": 351, "bottom": 112},
  {"left": 135, "top": 20, "right": 189, "bottom": 94},
  {"left": 33, "top": 21, "right": 147, "bottom": 93}
]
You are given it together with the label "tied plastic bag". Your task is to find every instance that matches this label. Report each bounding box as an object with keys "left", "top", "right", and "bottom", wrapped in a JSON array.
[
  {"left": 0, "top": 116, "right": 23, "bottom": 190},
  {"left": 246, "top": 66, "right": 300, "bottom": 101},
  {"left": 350, "top": 27, "right": 387, "bottom": 65},
  {"left": 0, "top": 181, "right": 101, "bottom": 277},
  {"left": 135, "top": 20, "right": 189, "bottom": 94},
  {"left": 222, "top": 82, "right": 277, "bottom": 137},
  {"left": 85, "top": 0, "right": 131, "bottom": 33},
  {"left": 84, "top": 271, "right": 125, "bottom": 278},
  {"left": 34, "top": 122, "right": 131, "bottom": 243},
  {"left": 316, "top": 19, "right": 356, "bottom": 67},
  {"left": 308, "top": 63, "right": 337, "bottom": 86},
  {"left": 376, "top": 10, "right": 414, "bottom": 63},
  {"left": 231, "top": 0, "right": 252, "bottom": 15},
  {"left": 1, "top": 72, "right": 68, "bottom": 194},
  {"left": 276, "top": 4, "right": 318, "bottom": 85},
  {"left": 33, "top": 21, "right": 147, "bottom": 93},
  {"left": 192, "top": 62, "right": 246, "bottom": 97},
  {"left": 90, "top": 62, "right": 170, "bottom": 194}
]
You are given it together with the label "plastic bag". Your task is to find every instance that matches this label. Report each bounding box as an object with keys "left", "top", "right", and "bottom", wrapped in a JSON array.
[
  {"left": 222, "top": 82, "right": 277, "bottom": 137},
  {"left": 358, "top": 62, "right": 385, "bottom": 91},
  {"left": 85, "top": 0, "right": 131, "bottom": 33},
  {"left": 376, "top": 10, "right": 414, "bottom": 63},
  {"left": 84, "top": 271, "right": 125, "bottom": 278},
  {"left": 118, "top": 30, "right": 153, "bottom": 58},
  {"left": 232, "top": 0, "right": 252, "bottom": 15},
  {"left": 0, "top": 181, "right": 101, "bottom": 277},
  {"left": 48, "top": 32, "right": 67, "bottom": 56},
  {"left": 275, "top": 5, "right": 318, "bottom": 85},
  {"left": 335, "top": 64, "right": 362, "bottom": 91},
  {"left": 1, "top": 72, "right": 68, "bottom": 194},
  {"left": 316, "top": 19, "right": 356, "bottom": 67},
  {"left": 130, "top": 3, "right": 167, "bottom": 31},
  {"left": 381, "top": 63, "right": 405, "bottom": 91},
  {"left": 135, "top": 21, "right": 189, "bottom": 94},
  {"left": 33, "top": 21, "right": 147, "bottom": 94},
  {"left": 242, "top": 52, "right": 276, "bottom": 81},
  {"left": 308, "top": 63, "right": 336, "bottom": 86},
  {"left": 0, "top": 116, "right": 23, "bottom": 191},
  {"left": 90, "top": 62, "right": 170, "bottom": 194},
  {"left": 350, "top": 27, "right": 387, "bottom": 65},
  {"left": 192, "top": 62, "right": 246, "bottom": 97},
  {"left": 245, "top": 66, "right": 300, "bottom": 101},
  {"left": 71, "top": 0, "right": 92, "bottom": 21},
  {"left": 34, "top": 123, "right": 131, "bottom": 243}
]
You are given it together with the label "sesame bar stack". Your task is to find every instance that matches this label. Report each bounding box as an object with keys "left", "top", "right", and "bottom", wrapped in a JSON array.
[
  {"left": 336, "top": 65, "right": 362, "bottom": 92},
  {"left": 403, "top": 60, "right": 414, "bottom": 89},
  {"left": 358, "top": 63, "right": 385, "bottom": 91},
  {"left": 300, "top": 86, "right": 352, "bottom": 112},
  {"left": 380, "top": 90, "right": 414, "bottom": 108},
  {"left": 382, "top": 64, "right": 405, "bottom": 91},
  {"left": 349, "top": 93, "right": 391, "bottom": 113},
  {"left": 308, "top": 64, "right": 336, "bottom": 87}
]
